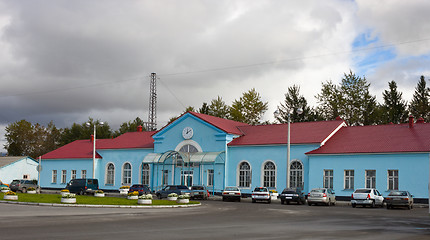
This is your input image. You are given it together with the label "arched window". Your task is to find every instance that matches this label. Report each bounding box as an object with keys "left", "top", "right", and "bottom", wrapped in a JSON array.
[
  {"left": 263, "top": 161, "right": 276, "bottom": 188},
  {"left": 106, "top": 163, "right": 115, "bottom": 185},
  {"left": 239, "top": 162, "right": 251, "bottom": 188},
  {"left": 290, "top": 161, "right": 303, "bottom": 188},
  {"left": 179, "top": 144, "right": 198, "bottom": 153},
  {"left": 122, "top": 163, "right": 132, "bottom": 185},
  {"left": 141, "top": 163, "right": 150, "bottom": 185}
]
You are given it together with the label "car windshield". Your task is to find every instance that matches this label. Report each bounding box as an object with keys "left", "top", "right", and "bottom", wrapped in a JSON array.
[
  {"left": 224, "top": 187, "right": 238, "bottom": 191},
  {"left": 191, "top": 186, "right": 204, "bottom": 190},
  {"left": 389, "top": 191, "right": 407, "bottom": 196},
  {"left": 355, "top": 189, "right": 371, "bottom": 193},
  {"left": 253, "top": 188, "right": 267, "bottom": 192}
]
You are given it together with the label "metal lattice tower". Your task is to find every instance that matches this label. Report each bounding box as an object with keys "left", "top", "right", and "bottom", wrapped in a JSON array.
[{"left": 147, "top": 73, "right": 157, "bottom": 131}]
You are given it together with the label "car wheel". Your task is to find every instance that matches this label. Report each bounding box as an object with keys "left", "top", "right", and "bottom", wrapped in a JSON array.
[
  {"left": 352, "top": 203, "right": 356, "bottom": 208},
  {"left": 308, "top": 202, "right": 312, "bottom": 206},
  {"left": 252, "top": 199, "right": 256, "bottom": 203},
  {"left": 22, "top": 187, "right": 27, "bottom": 193},
  {"left": 286, "top": 201, "right": 290, "bottom": 205}
]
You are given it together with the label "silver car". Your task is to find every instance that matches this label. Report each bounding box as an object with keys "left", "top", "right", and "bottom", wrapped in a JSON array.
[{"left": 307, "top": 188, "right": 336, "bottom": 206}]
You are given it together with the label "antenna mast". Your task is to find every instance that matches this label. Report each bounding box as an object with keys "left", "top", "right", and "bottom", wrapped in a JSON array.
[{"left": 147, "top": 72, "right": 157, "bottom": 131}]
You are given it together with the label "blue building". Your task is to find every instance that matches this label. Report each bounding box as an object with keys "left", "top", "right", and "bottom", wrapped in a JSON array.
[{"left": 40, "top": 112, "right": 429, "bottom": 201}]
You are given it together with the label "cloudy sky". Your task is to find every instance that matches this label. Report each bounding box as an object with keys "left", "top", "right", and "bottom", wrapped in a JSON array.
[{"left": 1, "top": 0, "right": 430, "bottom": 152}]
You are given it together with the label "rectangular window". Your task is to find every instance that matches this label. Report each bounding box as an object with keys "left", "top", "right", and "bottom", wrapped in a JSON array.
[
  {"left": 162, "top": 170, "right": 168, "bottom": 186},
  {"left": 61, "top": 170, "right": 67, "bottom": 184},
  {"left": 207, "top": 169, "right": 214, "bottom": 187},
  {"left": 71, "top": 170, "right": 77, "bottom": 180},
  {"left": 81, "top": 170, "right": 87, "bottom": 179},
  {"left": 344, "top": 170, "right": 354, "bottom": 190},
  {"left": 323, "top": 170, "right": 333, "bottom": 189},
  {"left": 388, "top": 170, "right": 399, "bottom": 190},
  {"left": 365, "top": 170, "right": 376, "bottom": 188},
  {"left": 52, "top": 170, "right": 57, "bottom": 183}
]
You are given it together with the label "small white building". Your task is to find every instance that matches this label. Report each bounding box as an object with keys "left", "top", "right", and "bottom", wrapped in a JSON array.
[{"left": 0, "top": 156, "right": 39, "bottom": 184}]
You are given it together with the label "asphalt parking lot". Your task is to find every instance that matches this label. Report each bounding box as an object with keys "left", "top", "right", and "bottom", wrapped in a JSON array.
[{"left": 0, "top": 198, "right": 429, "bottom": 240}]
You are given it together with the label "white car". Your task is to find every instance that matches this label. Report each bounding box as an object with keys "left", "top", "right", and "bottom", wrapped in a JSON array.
[
  {"left": 222, "top": 186, "right": 241, "bottom": 202},
  {"left": 251, "top": 187, "right": 271, "bottom": 203},
  {"left": 307, "top": 188, "right": 336, "bottom": 206},
  {"left": 351, "top": 188, "right": 384, "bottom": 208}
]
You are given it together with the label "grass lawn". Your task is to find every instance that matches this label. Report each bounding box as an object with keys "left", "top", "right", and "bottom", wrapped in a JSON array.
[{"left": 0, "top": 192, "right": 199, "bottom": 206}]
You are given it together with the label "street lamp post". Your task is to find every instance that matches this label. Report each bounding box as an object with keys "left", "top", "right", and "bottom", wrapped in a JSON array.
[
  {"left": 87, "top": 122, "right": 104, "bottom": 179},
  {"left": 274, "top": 108, "right": 303, "bottom": 189}
]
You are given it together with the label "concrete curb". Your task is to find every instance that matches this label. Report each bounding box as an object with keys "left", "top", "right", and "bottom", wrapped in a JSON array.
[{"left": 0, "top": 200, "right": 201, "bottom": 208}]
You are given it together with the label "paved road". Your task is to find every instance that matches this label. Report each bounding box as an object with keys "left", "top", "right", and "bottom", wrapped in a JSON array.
[{"left": 0, "top": 199, "right": 429, "bottom": 240}]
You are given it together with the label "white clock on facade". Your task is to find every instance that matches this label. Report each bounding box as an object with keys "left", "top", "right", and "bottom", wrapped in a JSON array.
[{"left": 182, "top": 127, "right": 194, "bottom": 139}]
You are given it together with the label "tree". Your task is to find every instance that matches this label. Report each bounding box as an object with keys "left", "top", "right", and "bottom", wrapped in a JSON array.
[
  {"left": 198, "top": 103, "right": 209, "bottom": 115},
  {"left": 316, "top": 71, "right": 378, "bottom": 125},
  {"left": 409, "top": 75, "right": 430, "bottom": 121},
  {"left": 380, "top": 81, "right": 408, "bottom": 124},
  {"left": 229, "top": 88, "right": 268, "bottom": 125},
  {"left": 4, "top": 120, "right": 34, "bottom": 157},
  {"left": 275, "top": 85, "right": 319, "bottom": 123},
  {"left": 315, "top": 80, "right": 343, "bottom": 121},
  {"left": 114, "top": 117, "right": 146, "bottom": 137},
  {"left": 340, "top": 71, "right": 378, "bottom": 125},
  {"left": 4, "top": 120, "right": 62, "bottom": 158},
  {"left": 61, "top": 118, "right": 113, "bottom": 145},
  {"left": 208, "top": 96, "right": 230, "bottom": 118}
]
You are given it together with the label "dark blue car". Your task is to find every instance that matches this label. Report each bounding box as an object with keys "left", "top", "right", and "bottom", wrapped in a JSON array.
[
  {"left": 129, "top": 184, "right": 151, "bottom": 196},
  {"left": 155, "top": 185, "right": 191, "bottom": 199}
]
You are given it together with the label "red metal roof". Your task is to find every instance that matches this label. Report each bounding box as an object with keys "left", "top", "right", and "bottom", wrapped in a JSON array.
[
  {"left": 185, "top": 112, "right": 249, "bottom": 135},
  {"left": 228, "top": 120, "right": 345, "bottom": 146},
  {"left": 98, "top": 131, "right": 156, "bottom": 149},
  {"left": 307, "top": 122, "right": 430, "bottom": 154},
  {"left": 41, "top": 139, "right": 109, "bottom": 159}
]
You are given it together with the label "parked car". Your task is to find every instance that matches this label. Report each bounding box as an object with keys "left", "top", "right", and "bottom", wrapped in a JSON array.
[
  {"left": 190, "top": 185, "right": 209, "bottom": 200},
  {"left": 156, "top": 185, "right": 191, "bottom": 199},
  {"left": 280, "top": 188, "right": 306, "bottom": 205},
  {"left": 351, "top": 188, "right": 384, "bottom": 208},
  {"left": 129, "top": 184, "right": 152, "bottom": 196},
  {"left": 385, "top": 190, "right": 414, "bottom": 209},
  {"left": 222, "top": 186, "right": 241, "bottom": 202},
  {"left": 251, "top": 187, "right": 271, "bottom": 203},
  {"left": 9, "top": 179, "right": 38, "bottom": 193},
  {"left": 66, "top": 178, "right": 99, "bottom": 195},
  {"left": 307, "top": 188, "right": 336, "bottom": 206}
]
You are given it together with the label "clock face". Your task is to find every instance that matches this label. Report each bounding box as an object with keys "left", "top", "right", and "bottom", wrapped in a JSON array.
[{"left": 182, "top": 127, "right": 193, "bottom": 139}]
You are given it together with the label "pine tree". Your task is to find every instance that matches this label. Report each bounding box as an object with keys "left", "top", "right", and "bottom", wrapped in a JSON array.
[
  {"left": 409, "top": 76, "right": 430, "bottom": 121},
  {"left": 381, "top": 81, "right": 408, "bottom": 124},
  {"left": 275, "top": 85, "right": 319, "bottom": 123}
]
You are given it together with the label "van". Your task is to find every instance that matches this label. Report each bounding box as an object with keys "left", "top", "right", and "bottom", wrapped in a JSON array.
[{"left": 66, "top": 178, "right": 99, "bottom": 195}]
